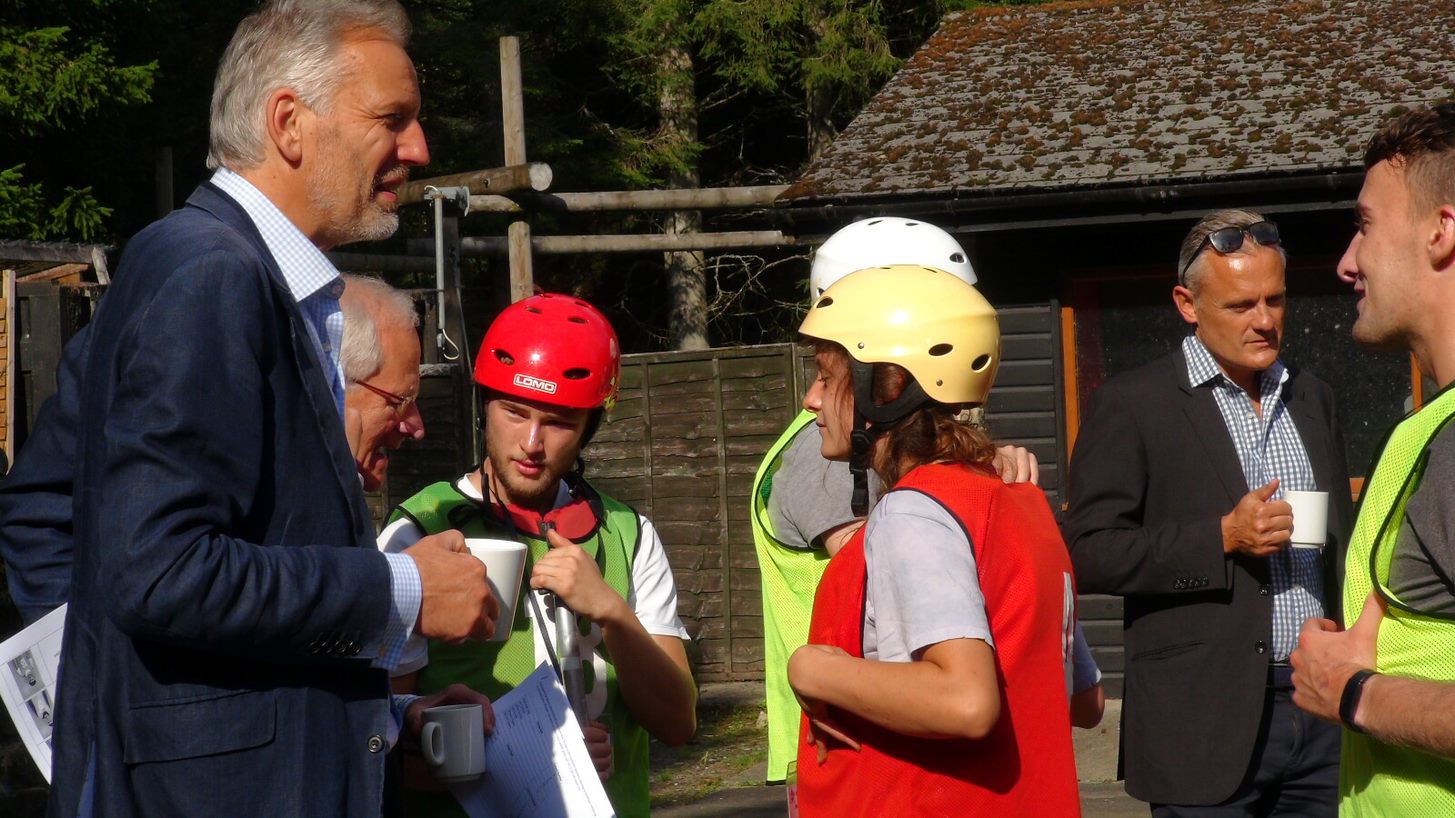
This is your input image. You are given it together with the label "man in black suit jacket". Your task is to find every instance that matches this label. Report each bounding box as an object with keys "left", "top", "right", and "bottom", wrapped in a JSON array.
[{"left": 1064, "top": 209, "right": 1353, "bottom": 816}]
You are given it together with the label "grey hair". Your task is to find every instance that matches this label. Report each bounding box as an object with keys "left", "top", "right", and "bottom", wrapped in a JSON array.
[
  {"left": 1177, "top": 208, "right": 1287, "bottom": 292},
  {"left": 207, "top": 0, "right": 411, "bottom": 171},
  {"left": 340, "top": 274, "right": 420, "bottom": 384}
]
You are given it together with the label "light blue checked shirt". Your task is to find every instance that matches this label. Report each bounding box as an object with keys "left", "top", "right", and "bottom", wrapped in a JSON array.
[
  {"left": 1183, "top": 334, "right": 1323, "bottom": 662},
  {"left": 210, "top": 169, "right": 420, "bottom": 672}
]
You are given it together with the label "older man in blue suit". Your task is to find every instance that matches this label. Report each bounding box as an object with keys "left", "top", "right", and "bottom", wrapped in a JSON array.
[{"left": 37, "top": 3, "right": 499, "bottom": 816}]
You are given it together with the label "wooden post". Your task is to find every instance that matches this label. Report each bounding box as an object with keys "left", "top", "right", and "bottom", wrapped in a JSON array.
[
  {"left": 1, "top": 270, "right": 13, "bottom": 465},
  {"left": 500, "top": 36, "right": 534, "bottom": 302}
]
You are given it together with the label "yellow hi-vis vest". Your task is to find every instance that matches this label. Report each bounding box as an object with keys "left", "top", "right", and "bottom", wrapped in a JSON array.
[
  {"left": 1341, "top": 384, "right": 1455, "bottom": 816},
  {"left": 751, "top": 410, "right": 830, "bottom": 783}
]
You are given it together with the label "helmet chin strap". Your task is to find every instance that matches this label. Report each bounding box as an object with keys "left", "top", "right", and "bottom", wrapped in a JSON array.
[{"left": 846, "top": 360, "right": 932, "bottom": 517}]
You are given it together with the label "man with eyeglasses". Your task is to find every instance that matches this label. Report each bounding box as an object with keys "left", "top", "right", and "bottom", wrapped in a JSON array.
[
  {"left": 1064, "top": 208, "right": 1353, "bottom": 816},
  {"left": 339, "top": 275, "right": 427, "bottom": 493}
]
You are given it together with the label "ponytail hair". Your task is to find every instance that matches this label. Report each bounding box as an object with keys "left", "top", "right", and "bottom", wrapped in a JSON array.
[{"left": 868, "top": 362, "right": 996, "bottom": 487}]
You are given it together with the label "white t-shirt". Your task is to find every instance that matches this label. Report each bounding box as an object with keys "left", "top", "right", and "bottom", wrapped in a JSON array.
[{"left": 378, "top": 475, "right": 690, "bottom": 676}]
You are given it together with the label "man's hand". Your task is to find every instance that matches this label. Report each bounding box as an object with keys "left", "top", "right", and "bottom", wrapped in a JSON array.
[
  {"left": 407, "top": 530, "right": 500, "bottom": 642},
  {"left": 404, "top": 682, "right": 496, "bottom": 742},
  {"left": 531, "top": 529, "right": 626, "bottom": 623},
  {"left": 584, "top": 720, "right": 612, "bottom": 781},
  {"left": 1292, "top": 592, "right": 1385, "bottom": 723},
  {"left": 992, "top": 445, "right": 1040, "bottom": 486},
  {"left": 1221, "top": 478, "right": 1293, "bottom": 556},
  {"left": 788, "top": 644, "right": 861, "bottom": 764}
]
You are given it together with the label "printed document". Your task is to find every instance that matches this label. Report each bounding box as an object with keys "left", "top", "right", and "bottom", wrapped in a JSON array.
[
  {"left": 0, "top": 604, "right": 66, "bottom": 782},
  {"left": 448, "top": 662, "right": 616, "bottom": 818}
]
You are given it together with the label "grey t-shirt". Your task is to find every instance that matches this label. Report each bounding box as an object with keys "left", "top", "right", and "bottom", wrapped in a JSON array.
[
  {"left": 1390, "top": 422, "right": 1455, "bottom": 613},
  {"left": 766, "top": 420, "right": 882, "bottom": 550},
  {"left": 862, "top": 489, "right": 1101, "bottom": 694},
  {"left": 862, "top": 490, "right": 994, "bottom": 662}
]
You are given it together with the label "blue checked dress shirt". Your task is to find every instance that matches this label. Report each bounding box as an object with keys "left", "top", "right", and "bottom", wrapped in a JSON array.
[
  {"left": 210, "top": 170, "right": 420, "bottom": 672},
  {"left": 1182, "top": 334, "right": 1323, "bottom": 662}
]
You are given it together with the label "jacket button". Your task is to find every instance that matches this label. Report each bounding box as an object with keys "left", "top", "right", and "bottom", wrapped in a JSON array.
[
  {"left": 368, "top": 735, "right": 385, "bottom": 753},
  {"left": 1260, "top": 584, "right": 1271, "bottom": 596},
  {"left": 1254, "top": 640, "right": 1267, "bottom": 654}
]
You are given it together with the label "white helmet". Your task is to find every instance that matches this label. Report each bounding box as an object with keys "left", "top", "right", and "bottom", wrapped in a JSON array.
[{"left": 809, "top": 217, "right": 977, "bottom": 296}]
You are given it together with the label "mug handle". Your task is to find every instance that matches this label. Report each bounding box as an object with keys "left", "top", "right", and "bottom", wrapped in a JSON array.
[{"left": 421, "top": 721, "right": 446, "bottom": 767}]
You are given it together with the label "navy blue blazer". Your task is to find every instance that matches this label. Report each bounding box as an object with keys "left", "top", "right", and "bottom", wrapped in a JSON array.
[
  {"left": 52, "top": 184, "right": 395, "bottom": 817},
  {"left": 1062, "top": 347, "right": 1353, "bottom": 806},
  {"left": 0, "top": 325, "right": 87, "bottom": 624}
]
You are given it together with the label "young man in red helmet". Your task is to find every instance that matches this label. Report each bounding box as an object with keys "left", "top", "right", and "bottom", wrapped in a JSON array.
[{"left": 380, "top": 293, "right": 695, "bottom": 818}]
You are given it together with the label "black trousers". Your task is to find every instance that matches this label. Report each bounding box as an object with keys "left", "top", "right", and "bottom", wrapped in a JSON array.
[{"left": 1150, "top": 666, "right": 1339, "bottom": 817}]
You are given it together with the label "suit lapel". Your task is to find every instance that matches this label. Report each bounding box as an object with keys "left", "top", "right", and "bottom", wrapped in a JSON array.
[
  {"left": 1172, "top": 348, "right": 1248, "bottom": 505},
  {"left": 186, "top": 184, "right": 375, "bottom": 544}
]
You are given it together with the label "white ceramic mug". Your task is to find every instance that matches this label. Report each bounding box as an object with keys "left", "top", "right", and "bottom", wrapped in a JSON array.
[
  {"left": 421, "top": 703, "right": 487, "bottom": 782},
  {"left": 1285, "top": 490, "right": 1329, "bottom": 549},
  {"left": 465, "top": 538, "right": 528, "bottom": 642}
]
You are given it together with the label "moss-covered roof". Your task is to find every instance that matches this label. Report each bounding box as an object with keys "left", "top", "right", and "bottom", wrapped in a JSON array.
[{"left": 781, "top": 0, "right": 1454, "bottom": 203}]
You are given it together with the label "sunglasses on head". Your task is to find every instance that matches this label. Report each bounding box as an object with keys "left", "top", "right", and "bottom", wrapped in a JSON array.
[{"left": 1179, "top": 220, "right": 1281, "bottom": 284}]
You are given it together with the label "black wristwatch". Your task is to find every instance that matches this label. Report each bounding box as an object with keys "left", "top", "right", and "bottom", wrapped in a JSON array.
[{"left": 1340, "top": 669, "right": 1379, "bottom": 734}]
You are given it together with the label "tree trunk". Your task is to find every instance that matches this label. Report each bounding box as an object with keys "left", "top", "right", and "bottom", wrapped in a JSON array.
[
  {"left": 658, "top": 42, "right": 708, "bottom": 351},
  {"left": 805, "top": 11, "right": 838, "bottom": 162}
]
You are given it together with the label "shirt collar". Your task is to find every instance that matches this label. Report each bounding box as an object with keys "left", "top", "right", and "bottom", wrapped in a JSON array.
[
  {"left": 1182, "top": 333, "right": 1287, "bottom": 394},
  {"left": 209, "top": 168, "right": 343, "bottom": 305}
]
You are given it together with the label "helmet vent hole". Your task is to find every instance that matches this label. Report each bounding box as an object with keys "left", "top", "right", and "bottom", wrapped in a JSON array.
[
  {"left": 867, "top": 219, "right": 883, "bottom": 225},
  {"left": 494, "top": 349, "right": 516, "bottom": 366},
  {"left": 971, "top": 354, "right": 992, "bottom": 372},
  {"left": 563, "top": 368, "right": 591, "bottom": 380},
  {"left": 567, "top": 316, "right": 588, "bottom": 324},
  {"left": 817, "top": 296, "right": 834, "bottom": 308},
  {"left": 950, "top": 253, "right": 966, "bottom": 264},
  {"left": 928, "top": 343, "right": 954, "bottom": 357},
  {"left": 525, "top": 306, "right": 543, "bottom": 314}
]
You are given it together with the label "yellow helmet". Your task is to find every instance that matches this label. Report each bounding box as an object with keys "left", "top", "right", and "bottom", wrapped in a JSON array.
[{"left": 799, "top": 264, "right": 1000, "bottom": 408}]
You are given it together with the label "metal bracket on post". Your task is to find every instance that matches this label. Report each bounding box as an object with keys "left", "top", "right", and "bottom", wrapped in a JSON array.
[
  {"left": 424, "top": 185, "right": 479, "bottom": 472},
  {"left": 424, "top": 185, "right": 472, "bottom": 361}
]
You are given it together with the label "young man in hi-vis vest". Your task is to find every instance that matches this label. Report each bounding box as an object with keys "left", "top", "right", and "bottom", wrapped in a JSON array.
[
  {"left": 380, "top": 294, "right": 695, "bottom": 818},
  {"left": 1292, "top": 101, "right": 1455, "bottom": 816}
]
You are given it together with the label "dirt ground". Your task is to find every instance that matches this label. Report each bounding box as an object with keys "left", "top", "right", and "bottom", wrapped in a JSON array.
[{"left": 649, "top": 692, "right": 768, "bottom": 808}]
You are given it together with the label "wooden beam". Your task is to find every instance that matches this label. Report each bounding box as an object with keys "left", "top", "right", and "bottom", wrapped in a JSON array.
[
  {"left": 396, "top": 162, "right": 552, "bottom": 205},
  {"left": 422, "top": 230, "right": 793, "bottom": 255},
  {"left": 0, "top": 241, "right": 112, "bottom": 266},
  {"left": 327, "top": 251, "right": 437, "bottom": 273},
  {"left": 467, "top": 185, "right": 790, "bottom": 214},
  {"left": 500, "top": 35, "right": 534, "bottom": 302}
]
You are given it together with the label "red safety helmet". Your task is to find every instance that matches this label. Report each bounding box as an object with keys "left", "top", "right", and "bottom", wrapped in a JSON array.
[{"left": 473, "top": 293, "right": 621, "bottom": 410}]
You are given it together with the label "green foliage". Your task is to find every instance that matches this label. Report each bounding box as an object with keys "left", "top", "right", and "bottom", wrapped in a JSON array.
[
  {"left": 0, "top": 165, "right": 46, "bottom": 239},
  {"left": 0, "top": 2, "right": 159, "bottom": 240},
  {"left": 0, "top": 25, "right": 155, "bottom": 138}
]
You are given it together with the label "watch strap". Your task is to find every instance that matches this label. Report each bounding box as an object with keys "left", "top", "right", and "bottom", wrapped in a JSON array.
[{"left": 1340, "top": 668, "right": 1379, "bottom": 734}]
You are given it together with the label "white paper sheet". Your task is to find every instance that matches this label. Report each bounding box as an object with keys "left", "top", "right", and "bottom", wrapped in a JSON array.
[
  {"left": 447, "top": 662, "right": 616, "bottom": 818},
  {"left": 0, "top": 603, "right": 66, "bottom": 782}
]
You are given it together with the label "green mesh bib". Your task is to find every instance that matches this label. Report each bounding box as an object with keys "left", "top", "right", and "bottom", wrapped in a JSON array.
[
  {"left": 388, "top": 479, "right": 651, "bottom": 818},
  {"left": 751, "top": 410, "right": 831, "bottom": 782},
  {"left": 1341, "top": 384, "right": 1455, "bottom": 816}
]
